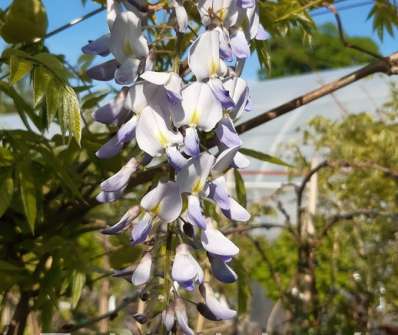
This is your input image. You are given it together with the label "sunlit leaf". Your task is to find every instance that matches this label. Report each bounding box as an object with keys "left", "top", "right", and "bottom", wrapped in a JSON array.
[
  {"left": 62, "top": 86, "right": 82, "bottom": 146},
  {"left": 33, "top": 53, "right": 71, "bottom": 82},
  {"left": 71, "top": 271, "right": 86, "bottom": 308},
  {"left": 9, "top": 56, "right": 32, "bottom": 84},
  {"left": 45, "top": 79, "right": 61, "bottom": 124},
  {"left": 33, "top": 66, "right": 52, "bottom": 107}
]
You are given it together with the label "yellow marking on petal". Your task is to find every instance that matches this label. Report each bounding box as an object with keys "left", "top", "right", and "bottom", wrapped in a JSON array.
[
  {"left": 217, "top": 8, "right": 226, "bottom": 20},
  {"left": 189, "top": 109, "right": 201, "bottom": 127},
  {"left": 123, "top": 39, "right": 134, "bottom": 57},
  {"left": 156, "top": 131, "right": 170, "bottom": 147},
  {"left": 192, "top": 178, "right": 204, "bottom": 194},
  {"left": 151, "top": 203, "right": 161, "bottom": 215},
  {"left": 209, "top": 59, "right": 219, "bottom": 77}
]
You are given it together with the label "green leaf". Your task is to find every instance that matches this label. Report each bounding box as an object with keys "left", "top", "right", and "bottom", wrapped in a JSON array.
[
  {"left": 0, "top": 147, "right": 14, "bottom": 167},
  {"left": 33, "top": 66, "right": 52, "bottom": 107},
  {"left": 32, "top": 53, "right": 71, "bottom": 82},
  {"left": 61, "top": 86, "right": 82, "bottom": 145},
  {"left": 0, "top": 0, "right": 48, "bottom": 43},
  {"left": 9, "top": 56, "right": 32, "bottom": 84},
  {"left": 0, "top": 168, "right": 14, "bottom": 217},
  {"left": 71, "top": 271, "right": 86, "bottom": 308},
  {"left": 255, "top": 40, "right": 271, "bottom": 73},
  {"left": 81, "top": 90, "right": 109, "bottom": 109},
  {"left": 234, "top": 169, "right": 247, "bottom": 207},
  {"left": 45, "top": 79, "right": 61, "bottom": 124},
  {"left": 17, "top": 161, "right": 37, "bottom": 233},
  {"left": 239, "top": 148, "right": 292, "bottom": 167}
]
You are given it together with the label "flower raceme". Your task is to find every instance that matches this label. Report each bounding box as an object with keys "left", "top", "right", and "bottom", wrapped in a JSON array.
[{"left": 83, "top": 0, "right": 268, "bottom": 332}]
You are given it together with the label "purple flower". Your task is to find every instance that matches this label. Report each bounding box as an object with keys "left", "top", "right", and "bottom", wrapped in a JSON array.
[
  {"left": 201, "top": 224, "right": 239, "bottom": 257},
  {"left": 200, "top": 284, "right": 237, "bottom": 320},
  {"left": 162, "top": 304, "right": 175, "bottom": 331},
  {"left": 132, "top": 252, "right": 152, "bottom": 286},
  {"left": 172, "top": 244, "right": 204, "bottom": 291},
  {"left": 102, "top": 206, "right": 140, "bottom": 235},
  {"left": 208, "top": 253, "right": 237, "bottom": 283},
  {"left": 82, "top": 34, "right": 111, "bottom": 56},
  {"left": 175, "top": 297, "right": 195, "bottom": 335},
  {"left": 87, "top": 59, "right": 118, "bottom": 81},
  {"left": 141, "top": 181, "right": 183, "bottom": 222},
  {"left": 100, "top": 158, "right": 138, "bottom": 192}
]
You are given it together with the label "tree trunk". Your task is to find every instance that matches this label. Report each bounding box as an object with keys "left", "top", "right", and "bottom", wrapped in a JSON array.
[{"left": 6, "top": 292, "right": 31, "bottom": 335}]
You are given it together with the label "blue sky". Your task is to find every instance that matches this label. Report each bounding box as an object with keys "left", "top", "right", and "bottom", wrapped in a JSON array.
[{"left": 1, "top": 0, "right": 397, "bottom": 80}]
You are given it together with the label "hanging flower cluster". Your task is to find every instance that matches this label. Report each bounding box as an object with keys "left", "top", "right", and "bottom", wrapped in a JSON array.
[{"left": 83, "top": 0, "right": 268, "bottom": 332}]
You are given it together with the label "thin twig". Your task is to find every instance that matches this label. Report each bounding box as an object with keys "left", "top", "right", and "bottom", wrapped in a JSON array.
[
  {"left": 327, "top": 4, "right": 384, "bottom": 60},
  {"left": 223, "top": 222, "right": 286, "bottom": 235},
  {"left": 58, "top": 293, "right": 139, "bottom": 333},
  {"left": 34, "top": 6, "right": 106, "bottom": 43},
  {"left": 319, "top": 210, "right": 398, "bottom": 238}
]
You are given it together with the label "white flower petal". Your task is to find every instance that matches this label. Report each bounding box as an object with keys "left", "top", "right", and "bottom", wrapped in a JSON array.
[
  {"left": 175, "top": 298, "right": 195, "bottom": 335},
  {"left": 198, "top": 0, "right": 240, "bottom": 28},
  {"left": 114, "top": 58, "right": 140, "bottom": 85},
  {"left": 223, "top": 76, "right": 249, "bottom": 120},
  {"left": 188, "top": 30, "right": 221, "bottom": 81},
  {"left": 162, "top": 305, "right": 175, "bottom": 331},
  {"left": 172, "top": 244, "right": 198, "bottom": 282},
  {"left": 136, "top": 106, "right": 182, "bottom": 157},
  {"left": 201, "top": 226, "right": 239, "bottom": 257},
  {"left": 177, "top": 152, "right": 215, "bottom": 194},
  {"left": 141, "top": 181, "right": 182, "bottom": 222},
  {"left": 179, "top": 82, "right": 222, "bottom": 131},
  {"left": 173, "top": 0, "right": 189, "bottom": 32},
  {"left": 110, "top": 11, "right": 148, "bottom": 63},
  {"left": 132, "top": 252, "right": 152, "bottom": 286},
  {"left": 107, "top": 0, "right": 120, "bottom": 30},
  {"left": 212, "top": 146, "right": 240, "bottom": 175},
  {"left": 141, "top": 71, "right": 171, "bottom": 85},
  {"left": 200, "top": 284, "right": 237, "bottom": 320},
  {"left": 222, "top": 197, "right": 251, "bottom": 222},
  {"left": 100, "top": 158, "right": 138, "bottom": 192}
]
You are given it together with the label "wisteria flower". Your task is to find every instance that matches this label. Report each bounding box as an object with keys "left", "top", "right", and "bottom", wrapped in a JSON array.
[
  {"left": 132, "top": 252, "right": 152, "bottom": 286},
  {"left": 172, "top": 243, "right": 204, "bottom": 291},
  {"left": 87, "top": 0, "right": 259, "bottom": 327}
]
